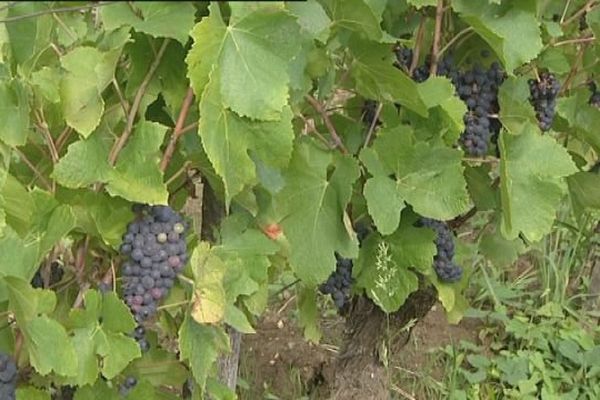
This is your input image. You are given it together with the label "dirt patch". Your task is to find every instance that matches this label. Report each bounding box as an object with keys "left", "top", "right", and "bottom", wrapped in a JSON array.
[
  {"left": 238, "top": 302, "right": 482, "bottom": 400},
  {"left": 394, "top": 304, "right": 481, "bottom": 379},
  {"left": 239, "top": 305, "right": 342, "bottom": 399}
]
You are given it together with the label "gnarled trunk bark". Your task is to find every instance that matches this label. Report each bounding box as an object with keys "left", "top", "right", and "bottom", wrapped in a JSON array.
[{"left": 326, "top": 287, "right": 438, "bottom": 399}]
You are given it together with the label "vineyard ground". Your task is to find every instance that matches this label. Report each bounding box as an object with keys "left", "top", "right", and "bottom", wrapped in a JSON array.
[{"left": 238, "top": 300, "right": 481, "bottom": 399}]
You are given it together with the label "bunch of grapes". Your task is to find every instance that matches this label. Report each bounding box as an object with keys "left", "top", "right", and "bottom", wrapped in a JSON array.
[
  {"left": 319, "top": 253, "right": 353, "bottom": 309},
  {"left": 452, "top": 62, "right": 505, "bottom": 156},
  {"left": 0, "top": 353, "right": 17, "bottom": 400},
  {"left": 31, "top": 261, "right": 64, "bottom": 289},
  {"left": 120, "top": 205, "right": 188, "bottom": 352},
  {"left": 528, "top": 72, "right": 561, "bottom": 131},
  {"left": 588, "top": 81, "right": 600, "bottom": 107},
  {"left": 393, "top": 45, "right": 457, "bottom": 83},
  {"left": 318, "top": 224, "right": 370, "bottom": 309},
  {"left": 418, "top": 218, "right": 462, "bottom": 283},
  {"left": 119, "top": 376, "right": 137, "bottom": 396}
]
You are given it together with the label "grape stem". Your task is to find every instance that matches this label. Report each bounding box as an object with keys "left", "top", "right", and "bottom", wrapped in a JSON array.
[
  {"left": 553, "top": 35, "right": 596, "bottom": 47},
  {"left": 561, "top": 0, "right": 599, "bottom": 26},
  {"left": 305, "top": 94, "right": 349, "bottom": 154},
  {"left": 160, "top": 87, "right": 196, "bottom": 172},
  {"left": 13, "top": 148, "right": 53, "bottom": 192},
  {"left": 108, "top": 38, "right": 171, "bottom": 167},
  {"left": 430, "top": 0, "right": 445, "bottom": 76},
  {"left": 0, "top": 1, "right": 114, "bottom": 23},
  {"left": 438, "top": 27, "right": 474, "bottom": 60},
  {"left": 363, "top": 102, "right": 383, "bottom": 148}
]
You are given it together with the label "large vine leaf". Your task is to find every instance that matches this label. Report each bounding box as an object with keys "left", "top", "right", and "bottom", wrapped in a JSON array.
[
  {"left": 498, "top": 129, "right": 578, "bottom": 241},
  {"left": 60, "top": 46, "right": 122, "bottom": 137},
  {"left": 189, "top": 242, "right": 227, "bottom": 325},
  {"left": 361, "top": 126, "right": 471, "bottom": 234},
  {"left": 452, "top": 0, "right": 542, "bottom": 73},
  {"left": 198, "top": 71, "right": 294, "bottom": 204},
  {"left": 0, "top": 78, "right": 30, "bottom": 147},
  {"left": 567, "top": 172, "right": 600, "bottom": 222},
  {"left": 320, "top": 0, "right": 383, "bottom": 40},
  {"left": 179, "top": 315, "right": 230, "bottom": 391},
  {"left": 106, "top": 121, "right": 169, "bottom": 205},
  {"left": 275, "top": 140, "right": 360, "bottom": 285},
  {"left": 413, "top": 76, "right": 467, "bottom": 144},
  {"left": 5, "top": 278, "right": 77, "bottom": 377},
  {"left": 498, "top": 76, "right": 538, "bottom": 134},
  {"left": 187, "top": 4, "right": 302, "bottom": 120},
  {"left": 354, "top": 219, "right": 436, "bottom": 313},
  {"left": 556, "top": 92, "right": 600, "bottom": 153},
  {"left": 100, "top": 2, "right": 195, "bottom": 45},
  {"left": 287, "top": 0, "right": 331, "bottom": 43},
  {"left": 350, "top": 38, "right": 428, "bottom": 117},
  {"left": 66, "top": 290, "right": 139, "bottom": 385}
]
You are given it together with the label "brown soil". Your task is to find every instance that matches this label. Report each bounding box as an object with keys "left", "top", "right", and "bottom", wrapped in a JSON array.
[{"left": 238, "top": 302, "right": 481, "bottom": 400}]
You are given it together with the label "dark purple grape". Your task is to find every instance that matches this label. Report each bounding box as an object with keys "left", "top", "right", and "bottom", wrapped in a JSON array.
[
  {"left": 418, "top": 218, "right": 463, "bottom": 283},
  {"left": 529, "top": 72, "right": 560, "bottom": 132}
]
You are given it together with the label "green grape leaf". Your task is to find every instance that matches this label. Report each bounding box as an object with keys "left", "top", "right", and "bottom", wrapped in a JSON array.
[
  {"left": 5, "top": 277, "right": 55, "bottom": 320},
  {"left": 355, "top": 220, "right": 436, "bottom": 313},
  {"left": 16, "top": 387, "right": 50, "bottom": 400},
  {"left": 127, "top": 347, "right": 189, "bottom": 389},
  {"left": 567, "top": 172, "right": 600, "bottom": 221},
  {"left": 361, "top": 126, "right": 472, "bottom": 224},
  {"left": 415, "top": 77, "right": 467, "bottom": 144},
  {"left": 452, "top": 0, "right": 542, "bottom": 73},
  {"left": 498, "top": 76, "right": 538, "bottom": 134},
  {"left": 464, "top": 165, "right": 497, "bottom": 211},
  {"left": 38, "top": 204, "right": 76, "bottom": 260},
  {"left": 73, "top": 376, "right": 118, "bottom": 400},
  {"left": 480, "top": 223, "right": 525, "bottom": 268},
  {"left": 68, "top": 290, "right": 102, "bottom": 328},
  {"left": 363, "top": 176, "right": 404, "bottom": 235},
  {"left": 287, "top": 0, "right": 331, "bottom": 42},
  {"left": 24, "top": 315, "right": 78, "bottom": 377},
  {"left": 498, "top": 129, "right": 577, "bottom": 241},
  {"left": 179, "top": 315, "right": 229, "bottom": 391},
  {"left": 0, "top": 78, "right": 30, "bottom": 147},
  {"left": 101, "top": 291, "right": 137, "bottom": 333},
  {"left": 29, "top": 66, "right": 61, "bottom": 103},
  {"left": 223, "top": 304, "right": 255, "bottom": 334},
  {"left": 60, "top": 46, "right": 121, "bottom": 137},
  {"left": 298, "top": 286, "right": 321, "bottom": 342},
  {"left": 95, "top": 330, "right": 141, "bottom": 379},
  {"left": 106, "top": 121, "right": 169, "bottom": 205},
  {"left": 69, "top": 327, "right": 100, "bottom": 386},
  {"left": 52, "top": 132, "right": 112, "bottom": 188},
  {"left": 350, "top": 39, "right": 428, "bottom": 117},
  {"left": 187, "top": 4, "right": 301, "bottom": 120},
  {"left": 587, "top": 6, "right": 600, "bottom": 40},
  {"left": 275, "top": 141, "right": 360, "bottom": 285},
  {"left": 388, "top": 221, "right": 438, "bottom": 275},
  {"left": 198, "top": 71, "right": 294, "bottom": 204},
  {"left": 0, "top": 227, "right": 39, "bottom": 292},
  {"left": 556, "top": 93, "right": 600, "bottom": 153},
  {"left": 1, "top": 174, "right": 33, "bottom": 235},
  {"left": 321, "top": 0, "right": 383, "bottom": 40},
  {"left": 100, "top": 2, "right": 195, "bottom": 45}
]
